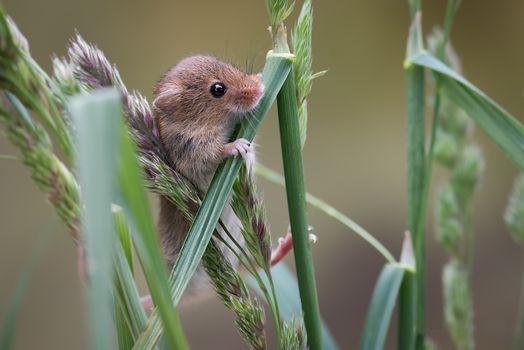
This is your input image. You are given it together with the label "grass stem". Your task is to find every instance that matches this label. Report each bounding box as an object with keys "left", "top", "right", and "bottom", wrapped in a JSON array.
[
  {"left": 276, "top": 67, "right": 323, "bottom": 350},
  {"left": 402, "top": 7, "right": 426, "bottom": 348}
]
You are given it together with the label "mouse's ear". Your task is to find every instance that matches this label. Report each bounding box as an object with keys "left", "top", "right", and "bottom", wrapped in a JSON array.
[{"left": 152, "top": 85, "right": 180, "bottom": 114}]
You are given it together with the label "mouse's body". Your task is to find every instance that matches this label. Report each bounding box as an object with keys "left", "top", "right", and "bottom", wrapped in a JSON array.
[{"left": 152, "top": 55, "right": 264, "bottom": 303}]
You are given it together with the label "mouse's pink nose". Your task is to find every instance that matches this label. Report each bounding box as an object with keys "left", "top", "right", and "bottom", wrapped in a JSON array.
[{"left": 237, "top": 83, "right": 264, "bottom": 111}]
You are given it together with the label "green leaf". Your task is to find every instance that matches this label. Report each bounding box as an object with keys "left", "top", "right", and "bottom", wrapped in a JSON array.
[
  {"left": 362, "top": 232, "right": 415, "bottom": 350},
  {"left": 113, "top": 245, "right": 147, "bottom": 349},
  {"left": 71, "top": 88, "right": 188, "bottom": 350},
  {"left": 112, "top": 206, "right": 147, "bottom": 345},
  {"left": 408, "top": 51, "right": 524, "bottom": 171},
  {"left": 360, "top": 264, "right": 406, "bottom": 350},
  {"left": 134, "top": 51, "right": 293, "bottom": 349},
  {"left": 113, "top": 205, "right": 134, "bottom": 272},
  {"left": 70, "top": 88, "right": 121, "bottom": 350},
  {"left": 115, "top": 307, "right": 134, "bottom": 350},
  {"left": 247, "top": 263, "right": 339, "bottom": 350}
]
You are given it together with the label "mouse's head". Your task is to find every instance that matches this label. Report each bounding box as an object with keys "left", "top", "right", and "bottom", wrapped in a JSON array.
[{"left": 153, "top": 55, "right": 264, "bottom": 125}]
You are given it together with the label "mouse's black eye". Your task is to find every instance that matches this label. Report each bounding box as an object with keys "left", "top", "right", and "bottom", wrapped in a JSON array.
[{"left": 210, "top": 82, "right": 226, "bottom": 98}]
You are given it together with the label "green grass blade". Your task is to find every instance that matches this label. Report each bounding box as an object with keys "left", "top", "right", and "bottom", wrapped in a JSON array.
[
  {"left": 115, "top": 299, "right": 134, "bottom": 350},
  {"left": 113, "top": 246, "right": 147, "bottom": 335},
  {"left": 254, "top": 164, "right": 395, "bottom": 263},
  {"left": 112, "top": 206, "right": 147, "bottom": 343},
  {"left": 112, "top": 208, "right": 138, "bottom": 350},
  {"left": 363, "top": 233, "right": 415, "bottom": 350},
  {"left": 116, "top": 101, "right": 188, "bottom": 350},
  {"left": 247, "top": 263, "right": 339, "bottom": 350},
  {"left": 133, "top": 52, "right": 293, "bottom": 350},
  {"left": 113, "top": 205, "right": 134, "bottom": 273},
  {"left": 113, "top": 245, "right": 147, "bottom": 349},
  {"left": 408, "top": 51, "right": 524, "bottom": 171},
  {"left": 70, "top": 88, "right": 121, "bottom": 350},
  {"left": 359, "top": 264, "right": 405, "bottom": 350}
]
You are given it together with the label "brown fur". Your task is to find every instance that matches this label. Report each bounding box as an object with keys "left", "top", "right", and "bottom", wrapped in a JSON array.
[
  {"left": 153, "top": 55, "right": 263, "bottom": 302},
  {"left": 154, "top": 55, "right": 263, "bottom": 190}
]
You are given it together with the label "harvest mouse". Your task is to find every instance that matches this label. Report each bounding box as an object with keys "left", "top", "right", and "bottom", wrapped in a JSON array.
[
  {"left": 151, "top": 55, "right": 263, "bottom": 305},
  {"left": 142, "top": 55, "right": 312, "bottom": 308}
]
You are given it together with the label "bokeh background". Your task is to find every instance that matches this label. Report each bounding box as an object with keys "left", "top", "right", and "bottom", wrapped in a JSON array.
[{"left": 1, "top": 1, "right": 523, "bottom": 349}]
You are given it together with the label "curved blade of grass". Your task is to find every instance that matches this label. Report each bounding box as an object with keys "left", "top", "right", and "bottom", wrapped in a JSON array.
[
  {"left": 247, "top": 263, "right": 339, "bottom": 350},
  {"left": 360, "top": 234, "right": 415, "bottom": 350},
  {"left": 133, "top": 51, "right": 293, "bottom": 350},
  {"left": 70, "top": 88, "right": 121, "bottom": 350},
  {"left": 360, "top": 264, "right": 405, "bottom": 350},
  {"left": 408, "top": 51, "right": 524, "bottom": 171},
  {"left": 254, "top": 163, "right": 395, "bottom": 263}
]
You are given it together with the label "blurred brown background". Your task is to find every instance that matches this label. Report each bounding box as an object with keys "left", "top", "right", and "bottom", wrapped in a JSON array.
[{"left": 1, "top": 0, "right": 523, "bottom": 349}]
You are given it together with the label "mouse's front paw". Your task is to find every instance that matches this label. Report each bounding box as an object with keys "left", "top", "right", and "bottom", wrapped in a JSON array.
[
  {"left": 223, "top": 138, "right": 255, "bottom": 171},
  {"left": 223, "top": 138, "right": 252, "bottom": 157}
]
